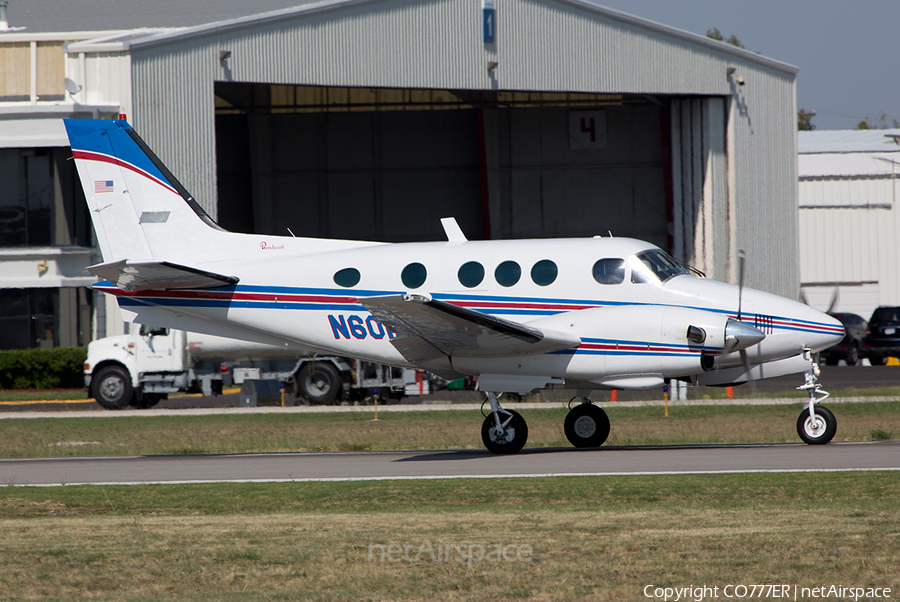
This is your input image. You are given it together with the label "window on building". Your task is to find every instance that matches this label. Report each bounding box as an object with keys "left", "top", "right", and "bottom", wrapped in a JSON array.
[{"left": 0, "top": 148, "right": 91, "bottom": 248}]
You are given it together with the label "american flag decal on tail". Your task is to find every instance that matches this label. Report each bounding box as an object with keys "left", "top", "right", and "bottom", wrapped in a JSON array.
[{"left": 94, "top": 180, "right": 114, "bottom": 193}]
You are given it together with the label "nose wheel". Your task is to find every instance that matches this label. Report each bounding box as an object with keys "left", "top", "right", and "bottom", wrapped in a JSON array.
[
  {"left": 796, "top": 349, "right": 837, "bottom": 444},
  {"left": 797, "top": 405, "right": 837, "bottom": 444}
]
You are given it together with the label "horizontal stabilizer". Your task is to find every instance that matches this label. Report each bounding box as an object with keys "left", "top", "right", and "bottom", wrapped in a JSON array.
[
  {"left": 88, "top": 259, "right": 239, "bottom": 292},
  {"left": 361, "top": 294, "right": 580, "bottom": 363}
]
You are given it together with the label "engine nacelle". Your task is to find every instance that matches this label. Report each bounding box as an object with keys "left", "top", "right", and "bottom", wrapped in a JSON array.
[{"left": 527, "top": 305, "right": 764, "bottom": 382}]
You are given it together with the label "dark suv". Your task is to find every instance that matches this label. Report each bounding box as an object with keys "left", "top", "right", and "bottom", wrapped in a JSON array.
[
  {"left": 820, "top": 312, "right": 867, "bottom": 366},
  {"left": 864, "top": 306, "right": 900, "bottom": 366}
]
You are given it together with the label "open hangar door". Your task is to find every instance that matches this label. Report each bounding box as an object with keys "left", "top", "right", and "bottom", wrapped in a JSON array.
[{"left": 214, "top": 83, "right": 670, "bottom": 247}]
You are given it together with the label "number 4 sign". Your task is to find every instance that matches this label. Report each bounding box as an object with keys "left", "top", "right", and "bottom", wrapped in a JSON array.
[{"left": 568, "top": 110, "right": 608, "bottom": 150}]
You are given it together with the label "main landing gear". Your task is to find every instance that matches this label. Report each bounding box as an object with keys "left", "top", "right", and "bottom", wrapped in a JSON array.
[
  {"left": 480, "top": 392, "right": 611, "bottom": 454},
  {"left": 796, "top": 349, "right": 837, "bottom": 445}
]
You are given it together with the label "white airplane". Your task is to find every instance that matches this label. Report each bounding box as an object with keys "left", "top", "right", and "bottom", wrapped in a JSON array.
[{"left": 65, "top": 118, "right": 845, "bottom": 453}]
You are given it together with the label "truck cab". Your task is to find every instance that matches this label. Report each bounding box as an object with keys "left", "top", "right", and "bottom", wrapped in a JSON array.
[{"left": 84, "top": 325, "right": 189, "bottom": 409}]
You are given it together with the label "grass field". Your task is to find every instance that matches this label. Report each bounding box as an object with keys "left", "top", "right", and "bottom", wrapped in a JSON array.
[
  {"left": 1, "top": 401, "right": 899, "bottom": 458},
  {"left": 3, "top": 402, "right": 899, "bottom": 600},
  {"left": 1, "top": 473, "right": 899, "bottom": 601}
]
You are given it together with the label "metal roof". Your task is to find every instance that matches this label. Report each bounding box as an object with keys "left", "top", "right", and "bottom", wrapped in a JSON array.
[
  {"left": 799, "top": 153, "right": 900, "bottom": 178},
  {"left": 799, "top": 129, "right": 900, "bottom": 154},
  {"left": 6, "top": 0, "right": 797, "bottom": 75},
  {"left": 0, "top": 0, "right": 322, "bottom": 33}
]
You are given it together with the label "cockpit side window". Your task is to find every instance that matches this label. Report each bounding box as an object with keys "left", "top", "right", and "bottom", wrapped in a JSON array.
[{"left": 592, "top": 258, "right": 625, "bottom": 285}]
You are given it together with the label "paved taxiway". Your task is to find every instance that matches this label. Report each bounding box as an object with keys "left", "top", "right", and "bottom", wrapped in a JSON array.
[{"left": 3, "top": 442, "right": 899, "bottom": 486}]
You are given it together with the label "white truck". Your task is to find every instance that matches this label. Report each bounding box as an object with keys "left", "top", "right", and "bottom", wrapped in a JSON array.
[{"left": 84, "top": 325, "right": 425, "bottom": 409}]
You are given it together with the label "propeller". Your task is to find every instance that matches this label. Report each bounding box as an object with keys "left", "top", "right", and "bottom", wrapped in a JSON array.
[
  {"left": 799, "top": 285, "right": 839, "bottom": 315},
  {"left": 736, "top": 250, "right": 746, "bottom": 321},
  {"left": 735, "top": 250, "right": 757, "bottom": 394},
  {"left": 826, "top": 286, "right": 839, "bottom": 315}
]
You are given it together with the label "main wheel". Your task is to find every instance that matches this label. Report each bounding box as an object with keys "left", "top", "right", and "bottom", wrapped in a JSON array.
[
  {"left": 297, "top": 362, "right": 341, "bottom": 404},
  {"left": 797, "top": 406, "right": 837, "bottom": 444},
  {"left": 564, "top": 403, "right": 611, "bottom": 448},
  {"left": 92, "top": 365, "right": 134, "bottom": 409},
  {"left": 481, "top": 409, "right": 528, "bottom": 454}
]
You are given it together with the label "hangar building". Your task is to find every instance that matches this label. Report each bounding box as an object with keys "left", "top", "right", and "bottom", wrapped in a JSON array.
[
  {"left": 1, "top": 0, "right": 799, "bottom": 348},
  {"left": 799, "top": 129, "right": 900, "bottom": 319}
]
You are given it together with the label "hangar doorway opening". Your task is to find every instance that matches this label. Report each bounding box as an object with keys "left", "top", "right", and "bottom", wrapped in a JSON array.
[{"left": 214, "top": 83, "right": 669, "bottom": 246}]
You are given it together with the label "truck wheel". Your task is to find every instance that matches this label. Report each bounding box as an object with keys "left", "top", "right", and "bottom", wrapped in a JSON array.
[
  {"left": 297, "top": 363, "right": 341, "bottom": 404},
  {"left": 92, "top": 366, "right": 134, "bottom": 409}
]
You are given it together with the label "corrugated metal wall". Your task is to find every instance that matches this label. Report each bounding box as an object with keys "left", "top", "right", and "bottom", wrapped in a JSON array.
[
  {"left": 128, "top": 0, "right": 798, "bottom": 296},
  {"left": 800, "top": 175, "right": 899, "bottom": 313}
]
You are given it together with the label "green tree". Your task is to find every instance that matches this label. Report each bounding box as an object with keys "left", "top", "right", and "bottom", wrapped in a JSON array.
[
  {"left": 706, "top": 27, "right": 745, "bottom": 49},
  {"left": 855, "top": 113, "right": 900, "bottom": 130},
  {"left": 798, "top": 109, "right": 816, "bottom": 131}
]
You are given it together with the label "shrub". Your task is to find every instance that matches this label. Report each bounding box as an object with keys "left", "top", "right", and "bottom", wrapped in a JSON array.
[{"left": 0, "top": 347, "right": 87, "bottom": 389}]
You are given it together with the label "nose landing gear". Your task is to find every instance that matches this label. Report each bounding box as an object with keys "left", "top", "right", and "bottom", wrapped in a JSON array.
[{"left": 796, "top": 349, "right": 837, "bottom": 444}]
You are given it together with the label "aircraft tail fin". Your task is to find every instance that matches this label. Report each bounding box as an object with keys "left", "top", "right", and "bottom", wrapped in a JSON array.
[{"left": 64, "top": 118, "right": 223, "bottom": 265}]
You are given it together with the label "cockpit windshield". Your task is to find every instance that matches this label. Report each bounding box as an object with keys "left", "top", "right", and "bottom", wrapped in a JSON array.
[{"left": 631, "top": 249, "right": 694, "bottom": 283}]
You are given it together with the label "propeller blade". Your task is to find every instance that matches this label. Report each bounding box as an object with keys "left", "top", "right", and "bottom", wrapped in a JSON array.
[
  {"left": 737, "top": 250, "right": 746, "bottom": 321},
  {"left": 826, "top": 286, "right": 839, "bottom": 314}
]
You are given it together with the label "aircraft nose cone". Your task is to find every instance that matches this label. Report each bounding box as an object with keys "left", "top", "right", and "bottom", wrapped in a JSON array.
[
  {"left": 806, "top": 308, "right": 845, "bottom": 352},
  {"left": 724, "top": 318, "right": 766, "bottom": 353}
]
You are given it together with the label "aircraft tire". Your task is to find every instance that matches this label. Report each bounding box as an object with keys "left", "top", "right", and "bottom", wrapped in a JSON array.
[
  {"left": 297, "top": 362, "right": 341, "bottom": 404},
  {"left": 564, "top": 403, "right": 611, "bottom": 448},
  {"left": 481, "top": 409, "right": 528, "bottom": 454},
  {"left": 92, "top": 365, "right": 134, "bottom": 409},
  {"left": 796, "top": 406, "right": 837, "bottom": 444}
]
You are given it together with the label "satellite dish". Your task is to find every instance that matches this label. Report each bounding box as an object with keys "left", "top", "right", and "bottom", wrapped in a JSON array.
[{"left": 63, "top": 77, "right": 81, "bottom": 95}]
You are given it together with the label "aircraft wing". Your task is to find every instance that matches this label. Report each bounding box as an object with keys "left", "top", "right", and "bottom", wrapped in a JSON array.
[
  {"left": 88, "top": 259, "right": 239, "bottom": 292},
  {"left": 361, "top": 294, "right": 580, "bottom": 363}
]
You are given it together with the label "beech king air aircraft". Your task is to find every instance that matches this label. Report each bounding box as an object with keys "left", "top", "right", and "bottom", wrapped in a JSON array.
[{"left": 65, "top": 119, "right": 845, "bottom": 454}]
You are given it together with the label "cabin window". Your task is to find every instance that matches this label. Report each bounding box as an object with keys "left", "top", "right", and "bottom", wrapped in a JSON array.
[
  {"left": 531, "top": 259, "right": 558, "bottom": 286},
  {"left": 592, "top": 258, "right": 625, "bottom": 284},
  {"left": 494, "top": 261, "right": 521, "bottom": 287},
  {"left": 458, "top": 261, "right": 485, "bottom": 288},
  {"left": 333, "top": 267, "right": 361, "bottom": 287},
  {"left": 401, "top": 262, "right": 427, "bottom": 289}
]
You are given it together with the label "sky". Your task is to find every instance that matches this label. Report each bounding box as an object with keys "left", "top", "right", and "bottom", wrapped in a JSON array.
[{"left": 591, "top": 0, "right": 899, "bottom": 131}]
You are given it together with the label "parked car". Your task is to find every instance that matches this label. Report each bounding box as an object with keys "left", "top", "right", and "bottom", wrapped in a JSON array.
[
  {"left": 819, "top": 312, "right": 866, "bottom": 366},
  {"left": 864, "top": 306, "right": 900, "bottom": 366}
]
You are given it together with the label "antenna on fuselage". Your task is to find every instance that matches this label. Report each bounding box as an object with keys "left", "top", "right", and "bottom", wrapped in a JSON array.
[{"left": 441, "top": 217, "right": 468, "bottom": 242}]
